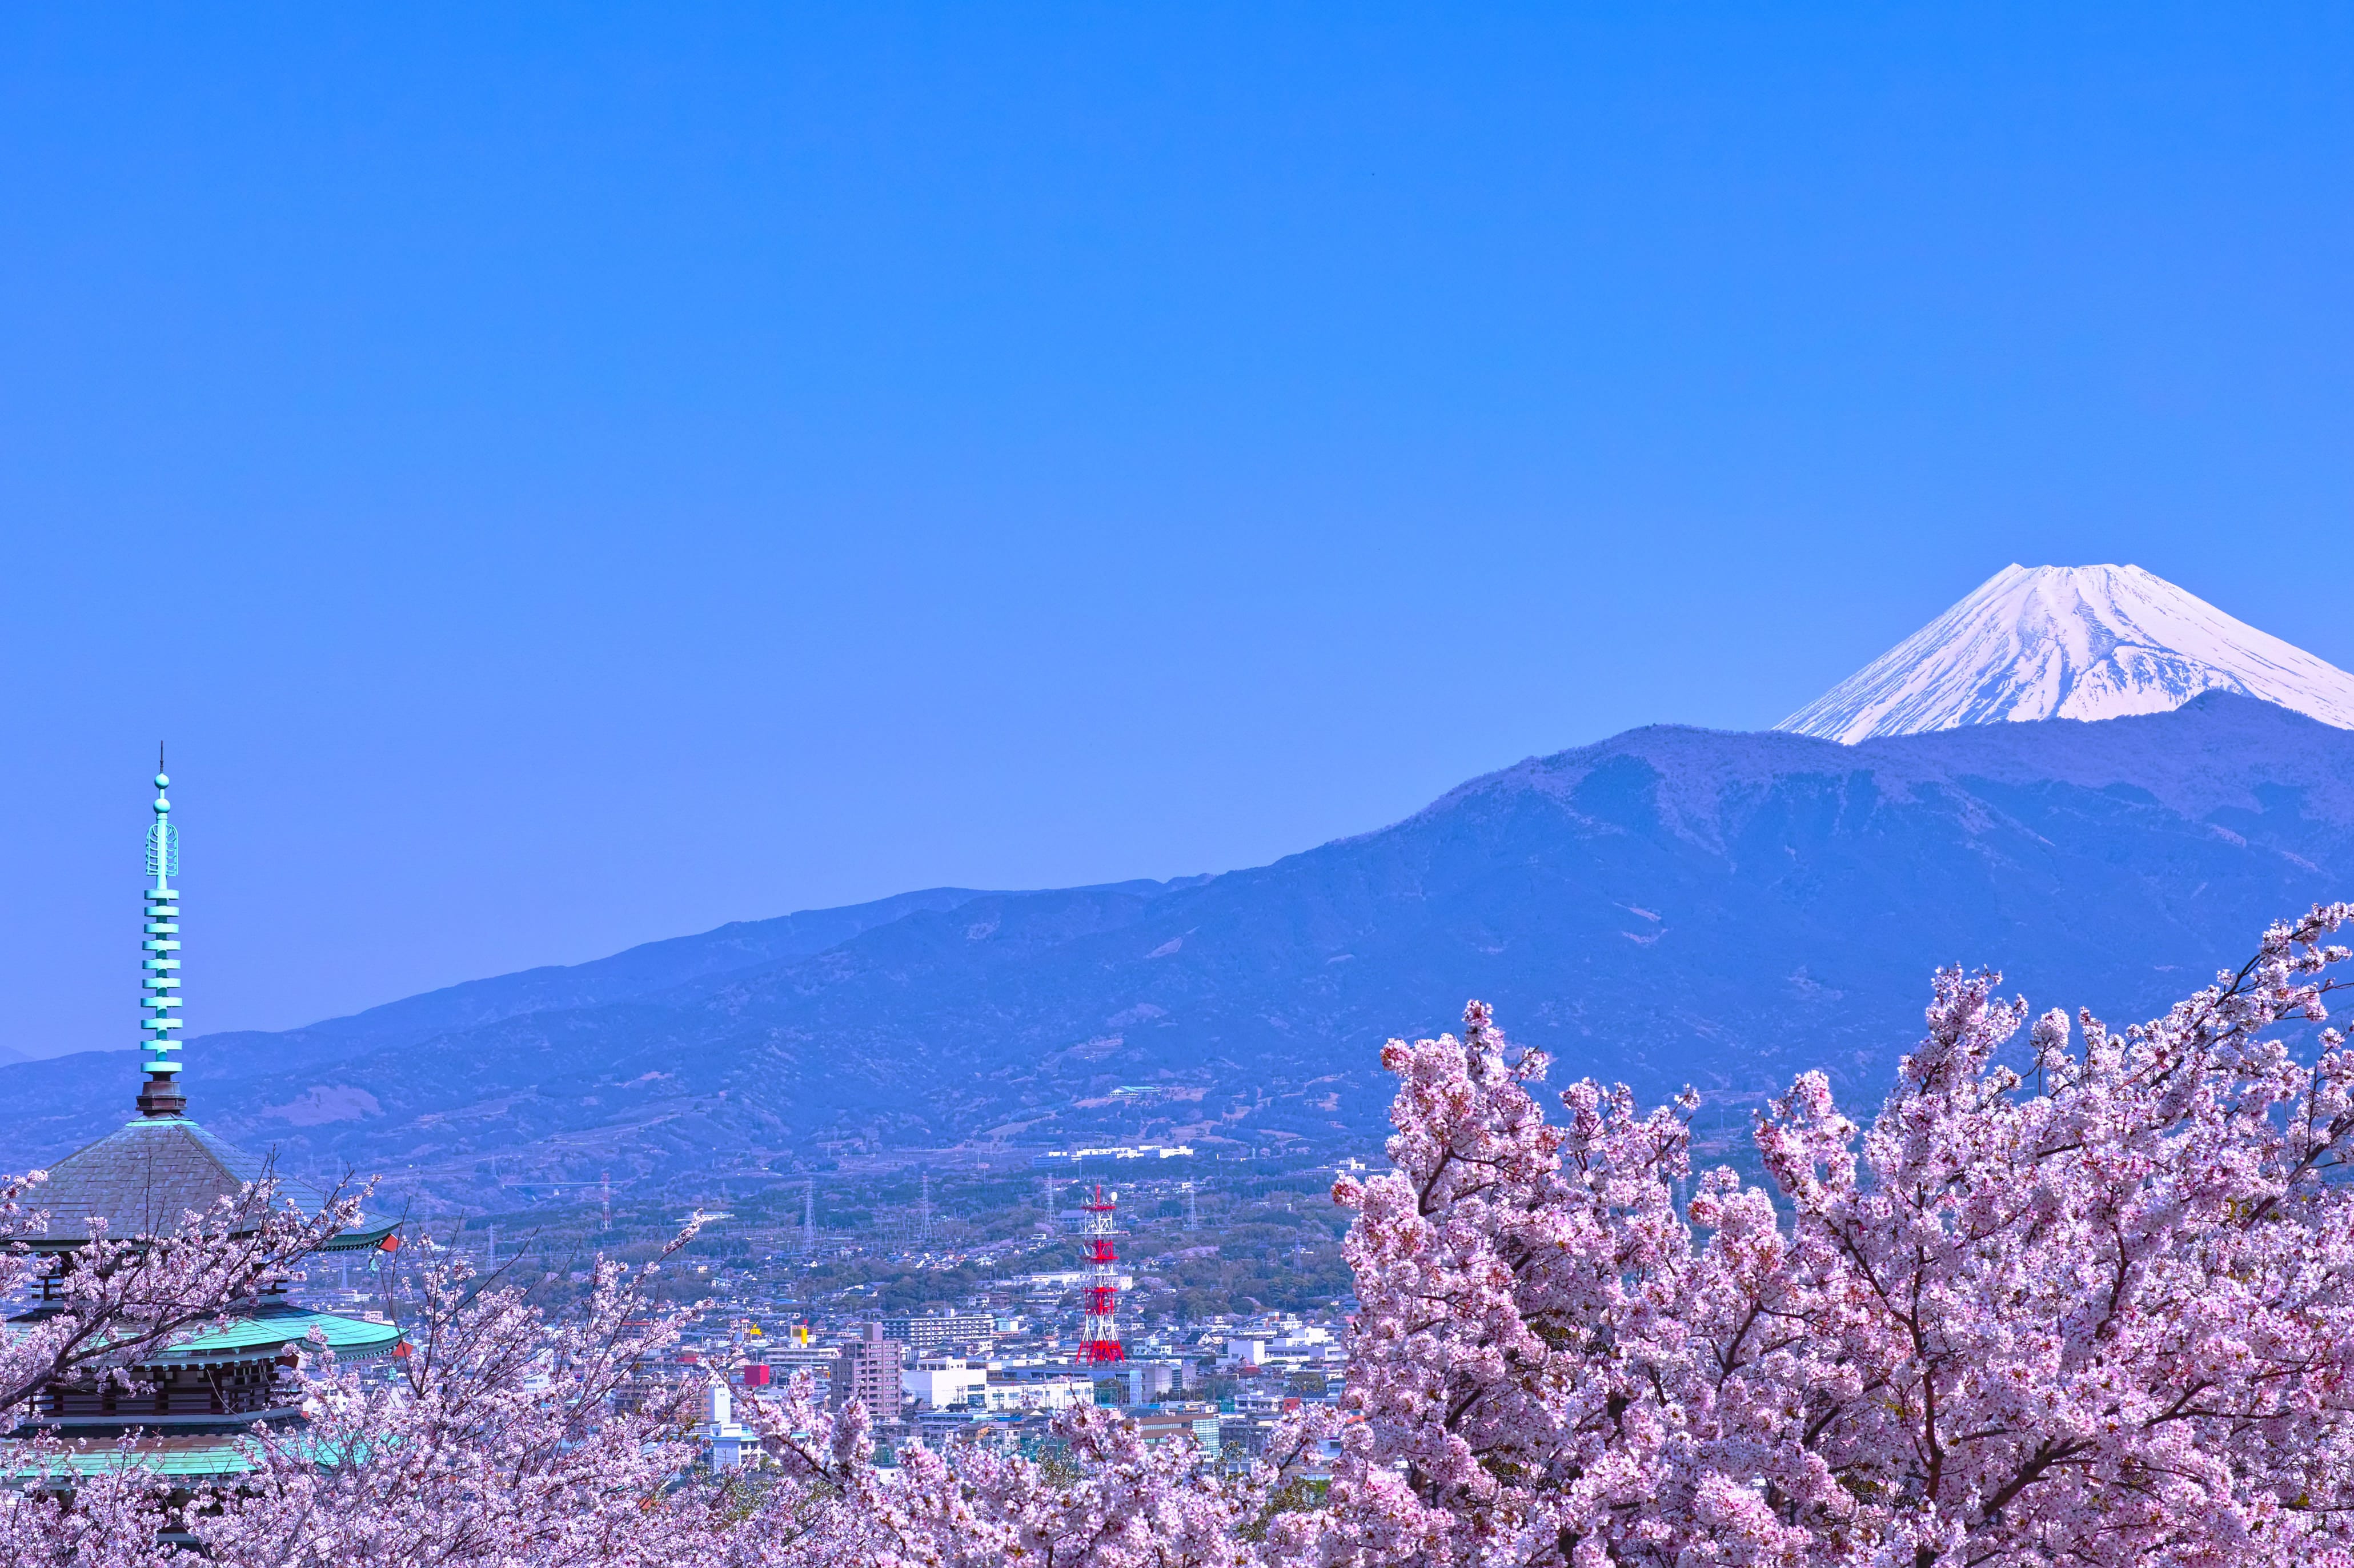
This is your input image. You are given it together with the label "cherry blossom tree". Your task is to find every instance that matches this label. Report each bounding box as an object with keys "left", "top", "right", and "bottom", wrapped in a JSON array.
[
  {"left": 191, "top": 1233, "right": 723, "bottom": 1568},
  {"left": 0, "top": 1434, "right": 178, "bottom": 1568},
  {"left": 0, "top": 1174, "right": 366, "bottom": 1568},
  {"left": 0, "top": 1172, "right": 363, "bottom": 1422},
  {"left": 187, "top": 1223, "right": 1300, "bottom": 1568},
  {"left": 0, "top": 1181, "right": 1283, "bottom": 1568},
  {"left": 741, "top": 1368, "right": 1305, "bottom": 1568},
  {"left": 1323, "top": 903, "right": 2354, "bottom": 1567}
]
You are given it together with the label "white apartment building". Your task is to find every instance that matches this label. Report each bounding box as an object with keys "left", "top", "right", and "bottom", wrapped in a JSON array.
[
  {"left": 904, "top": 1355, "right": 1100, "bottom": 1416},
  {"left": 982, "top": 1373, "right": 1093, "bottom": 1414},
  {"left": 1218, "top": 1324, "right": 1338, "bottom": 1373},
  {"left": 699, "top": 1378, "right": 757, "bottom": 1471},
  {"left": 903, "top": 1357, "right": 989, "bottom": 1413}
]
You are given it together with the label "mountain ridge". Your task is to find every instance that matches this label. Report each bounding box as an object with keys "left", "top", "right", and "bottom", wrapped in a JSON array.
[{"left": 6, "top": 692, "right": 2351, "bottom": 1208}]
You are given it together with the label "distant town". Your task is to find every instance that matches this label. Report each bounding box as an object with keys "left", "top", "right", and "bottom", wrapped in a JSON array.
[{"left": 261, "top": 1144, "right": 1370, "bottom": 1474}]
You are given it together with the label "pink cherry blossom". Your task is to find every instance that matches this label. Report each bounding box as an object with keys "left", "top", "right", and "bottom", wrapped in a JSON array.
[{"left": 1316, "top": 903, "right": 2354, "bottom": 1567}]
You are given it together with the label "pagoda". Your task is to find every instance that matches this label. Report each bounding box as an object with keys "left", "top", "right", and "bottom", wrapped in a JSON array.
[{"left": 10, "top": 759, "right": 401, "bottom": 1488}]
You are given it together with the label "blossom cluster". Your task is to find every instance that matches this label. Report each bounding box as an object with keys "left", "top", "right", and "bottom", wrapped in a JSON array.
[{"left": 1322, "top": 904, "right": 2354, "bottom": 1567}]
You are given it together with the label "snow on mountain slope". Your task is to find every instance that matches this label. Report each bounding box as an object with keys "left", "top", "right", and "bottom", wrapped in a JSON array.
[{"left": 1778, "top": 563, "right": 2354, "bottom": 743}]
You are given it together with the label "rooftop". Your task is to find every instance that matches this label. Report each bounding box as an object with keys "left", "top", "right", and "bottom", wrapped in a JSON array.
[{"left": 25, "top": 1114, "right": 386, "bottom": 1253}]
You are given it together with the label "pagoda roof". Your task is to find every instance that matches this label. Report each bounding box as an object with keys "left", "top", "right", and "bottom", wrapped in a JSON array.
[
  {"left": 162, "top": 1304, "right": 404, "bottom": 1367},
  {"left": 24, "top": 1114, "right": 390, "bottom": 1254},
  {"left": 17, "top": 1431, "right": 258, "bottom": 1481},
  {"left": 10, "top": 1301, "right": 405, "bottom": 1370},
  {"left": 14, "top": 1423, "right": 396, "bottom": 1482}
]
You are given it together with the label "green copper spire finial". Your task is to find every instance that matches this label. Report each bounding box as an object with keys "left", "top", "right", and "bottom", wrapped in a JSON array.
[{"left": 137, "top": 747, "right": 186, "bottom": 1118}]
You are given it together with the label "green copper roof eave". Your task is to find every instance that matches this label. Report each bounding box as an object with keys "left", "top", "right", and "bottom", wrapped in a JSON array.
[
  {"left": 10, "top": 1429, "right": 397, "bottom": 1482},
  {"left": 3, "top": 1306, "right": 406, "bottom": 1369},
  {"left": 161, "top": 1308, "right": 404, "bottom": 1364},
  {"left": 14, "top": 1435, "right": 255, "bottom": 1482},
  {"left": 315, "top": 1221, "right": 398, "bottom": 1252},
  {"left": 23, "top": 1216, "right": 396, "bottom": 1258}
]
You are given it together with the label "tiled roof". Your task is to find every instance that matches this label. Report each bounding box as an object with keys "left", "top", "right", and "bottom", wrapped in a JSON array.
[{"left": 26, "top": 1115, "right": 356, "bottom": 1250}]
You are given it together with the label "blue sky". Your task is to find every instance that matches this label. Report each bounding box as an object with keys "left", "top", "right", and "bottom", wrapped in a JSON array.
[{"left": 4, "top": 5, "right": 2351, "bottom": 1053}]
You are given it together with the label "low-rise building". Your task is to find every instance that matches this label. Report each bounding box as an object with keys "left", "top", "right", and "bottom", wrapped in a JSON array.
[
  {"left": 913, "top": 1407, "right": 978, "bottom": 1448},
  {"left": 1217, "top": 1324, "right": 1338, "bottom": 1374},
  {"left": 762, "top": 1342, "right": 841, "bottom": 1391},
  {"left": 1133, "top": 1409, "right": 1222, "bottom": 1459},
  {"left": 699, "top": 1378, "right": 758, "bottom": 1471},
  {"left": 982, "top": 1370, "right": 1094, "bottom": 1414},
  {"left": 1106, "top": 1360, "right": 1184, "bottom": 1405},
  {"left": 1220, "top": 1414, "right": 1275, "bottom": 1461},
  {"left": 904, "top": 1356, "right": 988, "bottom": 1412}
]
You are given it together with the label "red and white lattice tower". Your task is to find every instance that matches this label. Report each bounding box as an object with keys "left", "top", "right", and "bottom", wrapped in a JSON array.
[{"left": 1076, "top": 1183, "right": 1124, "bottom": 1365}]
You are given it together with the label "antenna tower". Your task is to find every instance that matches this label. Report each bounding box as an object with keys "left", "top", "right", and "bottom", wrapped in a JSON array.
[
  {"left": 1184, "top": 1178, "right": 1200, "bottom": 1232},
  {"left": 600, "top": 1170, "right": 612, "bottom": 1233},
  {"left": 917, "top": 1169, "right": 932, "bottom": 1245},
  {"left": 1076, "top": 1184, "right": 1123, "bottom": 1365},
  {"left": 801, "top": 1180, "right": 816, "bottom": 1257}
]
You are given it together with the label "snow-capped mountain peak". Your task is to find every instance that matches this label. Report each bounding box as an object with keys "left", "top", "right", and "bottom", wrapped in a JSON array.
[{"left": 1778, "top": 563, "right": 2354, "bottom": 744}]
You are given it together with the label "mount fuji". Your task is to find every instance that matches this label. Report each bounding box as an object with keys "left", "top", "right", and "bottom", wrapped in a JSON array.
[
  {"left": 15, "top": 575, "right": 2354, "bottom": 1199},
  {"left": 1778, "top": 564, "right": 2354, "bottom": 744}
]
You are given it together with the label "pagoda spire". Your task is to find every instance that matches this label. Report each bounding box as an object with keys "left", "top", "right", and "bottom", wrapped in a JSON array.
[{"left": 136, "top": 747, "right": 185, "bottom": 1118}]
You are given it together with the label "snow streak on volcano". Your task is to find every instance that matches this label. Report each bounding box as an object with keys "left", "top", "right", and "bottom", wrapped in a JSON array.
[{"left": 1779, "top": 564, "right": 2354, "bottom": 743}]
